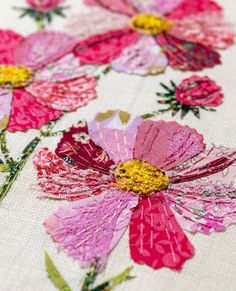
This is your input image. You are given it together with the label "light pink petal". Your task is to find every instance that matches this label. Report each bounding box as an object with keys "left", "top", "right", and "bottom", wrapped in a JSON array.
[
  {"left": 66, "top": 8, "right": 129, "bottom": 41},
  {"left": 112, "top": 36, "right": 168, "bottom": 76},
  {"left": 55, "top": 122, "right": 115, "bottom": 174},
  {"left": 169, "top": 11, "right": 235, "bottom": 50},
  {"left": 141, "top": 0, "right": 182, "bottom": 15},
  {"left": 165, "top": 146, "right": 236, "bottom": 234},
  {"left": 26, "top": 76, "right": 97, "bottom": 112},
  {"left": 73, "top": 27, "right": 140, "bottom": 65},
  {"left": 0, "top": 30, "right": 23, "bottom": 64},
  {"left": 84, "top": 0, "right": 138, "bottom": 16},
  {"left": 33, "top": 148, "right": 112, "bottom": 201},
  {"left": 14, "top": 31, "right": 77, "bottom": 70},
  {"left": 35, "top": 54, "right": 95, "bottom": 82},
  {"left": 88, "top": 110, "right": 143, "bottom": 164},
  {"left": 166, "top": 0, "right": 222, "bottom": 20},
  {"left": 7, "top": 89, "right": 61, "bottom": 132},
  {"left": 0, "top": 89, "right": 12, "bottom": 131},
  {"left": 44, "top": 189, "right": 138, "bottom": 270},
  {"left": 130, "top": 193, "right": 194, "bottom": 270},
  {"left": 134, "top": 120, "right": 205, "bottom": 171}
]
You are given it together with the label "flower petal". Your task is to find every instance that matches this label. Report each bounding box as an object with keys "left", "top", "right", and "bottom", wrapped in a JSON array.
[
  {"left": 88, "top": 110, "right": 143, "bottom": 164},
  {"left": 0, "top": 29, "right": 23, "bottom": 64},
  {"left": 73, "top": 27, "right": 140, "bottom": 65},
  {"left": 7, "top": 89, "right": 61, "bottom": 132},
  {"left": 157, "top": 33, "right": 221, "bottom": 71},
  {"left": 129, "top": 193, "right": 194, "bottom": 270},
  {"left": 14, "top": 31, "right": 77, "bottom": 70},
  {"left": 169, "top": 11, "right": 235, "bottom": 49},
  {"left": 33, "top": 148, "right": 112, "bottom": 201},
  {"left": 134, "top": 120, "right": 205, "bottom": 171},
  {"left": 66, "top": 8, "right": 129, "bottom": 40},
  {"left": 84, "top": 0, "right": 138, "bottom": 16},
  {"left": 144, "top": 0, "right": 182, "bottom": 15},
  {"left": 44, "top": 189, "right": 138, "bottom": 270},
  {"left": 112, "top": 36, "right": 168, "bottom": 75},
  {"left": 0, "top": 88, "right": 12, "bottom": 131},
  {"left": 26, "top": 76, "right": 97, "bottom": 112},
  {"left": 166, "top": 0, "right": 222, "bottom": 20},
  {"left": 55, "top": 122, "right": 115, "bottom": 174},
  {"left": 35, "top": 54, "right": 95, "bottom": 82}
]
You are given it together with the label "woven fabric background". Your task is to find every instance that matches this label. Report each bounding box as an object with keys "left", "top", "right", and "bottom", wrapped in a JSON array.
[{"left": 1, "top": 0, "right": 236, "bottom": 290}]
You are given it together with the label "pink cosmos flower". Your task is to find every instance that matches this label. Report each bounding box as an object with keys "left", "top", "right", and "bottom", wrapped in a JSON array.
[
  {"left": 176, "top": 75, "right": 223, "bottom": 107},
  {"left": 34, "top": 110, "right": 236, "bottom": 272},
  {"left": 68, "top": 0, "right": 234, "bottom": 76},
  {"left": 0, "top": 30, "right": 97, "bottom": 132},
  {"left": 26, "top": 0, "right": 65, "bottom": 12}
]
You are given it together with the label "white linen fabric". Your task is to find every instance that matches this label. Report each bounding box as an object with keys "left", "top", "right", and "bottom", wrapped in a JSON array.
[{"left": 0, "top": 0, "right": 236, "bottom": 290}]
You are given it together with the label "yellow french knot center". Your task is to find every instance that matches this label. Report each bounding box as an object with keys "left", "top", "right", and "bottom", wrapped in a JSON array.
[
  {"left": 114, "top": 160, "right": 169, "bottom": 195},
  {"left": 130, "top": 14, "right": 172, "bottom": 35},
  {"left": 0, "top": 65, "right": 34, "bottom": 88}
]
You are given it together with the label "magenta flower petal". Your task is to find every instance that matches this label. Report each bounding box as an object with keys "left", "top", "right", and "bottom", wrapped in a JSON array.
[
  {"left": 27, "top": 0, "right": 65, "bottom": 12},
  {"left": 56, "top": 122, "right": 115, "bottom": 174},
  {"left": 166, "top": 0, "right": 222, "bottom": 20},
  {"left": 14, "top": 31, "right": 77, "bottom": 70},
  {"left": 73, "top": 27, "right": 140, "bottom": 65},
  {"left": 88, "top": 110, "right": 143, "bottom": 164},
  {"left": 175, "top": 75, "right": 223, "bottom": 107},
  {"left": 7, "top": 89, "right": 61, "bottom": 132},
  {"left": 134, "top": 120, "right": 205, "bottom": 171},
  {"left": 26, "top": 75, "right": 97, "bottom": 112},
  {"left": 157, "top": 33, "right": 221, "bottom": 71},
  {"left": 33, "top": 148, "right": 112, "bottom": 201},
  {"left": 0, "top": 29, "right": 23, "bottom": 65},
  {"left": 44, "top": 189, "right": 138, "bottom": 270},
  {"left": 111, "top": 36, "right": 168, "bottom": 76},
  {"left": 129, "top": 193, "right": 194, "bottom": 270}
]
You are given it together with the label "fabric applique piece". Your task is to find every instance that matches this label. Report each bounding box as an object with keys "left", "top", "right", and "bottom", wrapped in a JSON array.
[
  {"left": 0, "top": 29, "right": 97, "bottom": 132},
  {"left": 34, "top": 110, "right": 236, "bottom": 272},
  {"left": 145, "top": 75, "right": 223, "bottom": 119},
  {"left": 68, "top": 0, "right": 234, "bottom": 76}
]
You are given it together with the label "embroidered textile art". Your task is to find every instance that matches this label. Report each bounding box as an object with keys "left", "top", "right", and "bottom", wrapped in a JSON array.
[
  {"left": 69, "top": 0, "right": 234, "bottom": 76},
  {"left": 34, "top": 110, "right": 236, "bottom": 272},
  {"left": 143, "top": 75, "right": 223, "bottom": 119},
  {"left": 0, "top": 30, "right": 97, "bottom": 132}
]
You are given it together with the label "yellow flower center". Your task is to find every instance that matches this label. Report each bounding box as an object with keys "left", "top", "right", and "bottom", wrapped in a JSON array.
[
  {"left": 0, "top": 65, "right": 34, "bottom": 88},
  {"left": 113, "top": 160, "right": 169, "bottom": 195},
  {"left": 130, "top": 14, "right": 172, "bottom": 35}
]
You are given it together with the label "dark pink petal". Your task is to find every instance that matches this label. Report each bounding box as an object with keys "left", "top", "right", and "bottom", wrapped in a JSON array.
[
  {"left": 73, "top": 27, "right": 140, "bottom": 65},
  {"left": 26, "top": 76, "right": 97, "bottom": 112},
  {"left": 56, "top": 122, "right": 115, "bottom": 174},
  {"left": 14, "top": 31, "right": 77, "bottom": 70},
  {"left": 33, "top": 148, "right": 112, "bottom": 201},
  {"left": 129, "top": 193, "right": 194, "bottom": 270},
  {"left": 44, "top": 189, "right": 138, "bottom": 270},
  {"left": 157, "top": 34, "right": 221, "bottom": 71},
  {"left": 0, "top": 89, "right": 12, "bottom": 131},
  {"left": 84, "top": 0, "right": 138, "bottom": 16},
  {"left": 7, "top": 89, "right": 61, "bottom": 132},
  {"left": 166, "top": 0, "right": 222, "bottom": 20},
  {"left": 88, "top": 110, "right": 142, "bottom": 164},
  {"left": 0, "top": 29, "right": 23, "bottom": 64},
  {"left": 134, "top": 120, "right": 205, "bottom": 171},
  {"left": 169, "top": 11, "right": 235, "bottom": 50}
]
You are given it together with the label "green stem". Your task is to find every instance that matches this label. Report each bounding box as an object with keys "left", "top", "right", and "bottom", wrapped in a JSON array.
[
  {"left": 0, "top": 131, "right": 15, "bottom": 165},
  {"left": 36, "top": 15, "right": 44, "bottom": 31}
]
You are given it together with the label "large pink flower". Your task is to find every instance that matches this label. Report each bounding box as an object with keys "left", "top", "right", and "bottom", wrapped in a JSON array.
[
  {"left": 34, "top": 110, "right": 236, "bottom": 272},
  {"left": 26, "top": 0, "right": 65, "bottom": 12},
  {"left": 69, "top": 0, "right": 234, "bottom": 76},
  {"left": 0, "top": 30, "right": 97, "bottom": 132}
]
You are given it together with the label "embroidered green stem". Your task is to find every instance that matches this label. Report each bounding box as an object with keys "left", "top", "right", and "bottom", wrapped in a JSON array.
[
  {"left": 0, "top": 120, "right": 60, "bottom": 204},
  {"left": 36, "top": 15, "right": 44, "bottom": 31},
  {"left": 45, "top": 252, "right": 134, "bottom": 291}
]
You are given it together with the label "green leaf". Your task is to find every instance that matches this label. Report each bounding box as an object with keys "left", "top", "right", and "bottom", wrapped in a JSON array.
[
  {"left": 45, "top": 252, "right": 72, "bottom": 291},
  {"left": 81, "top": 263, "right": 98, "bottom": 291},
  {"left": 92, "top": 266, "right": 134, "bottom": 291},
  {"left": 191, "top": 107, "right": 200, "bottom": 119},
  {"left": 180, "top": 104, "right": 190, "bottom": 119},
  {"left": 0, "top": 164, "right": 11, "bottom": 172}
]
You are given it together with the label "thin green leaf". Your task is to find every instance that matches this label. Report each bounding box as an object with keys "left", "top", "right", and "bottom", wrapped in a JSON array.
[
  {"left": 81, "top": 263, "right": 98, "bottom": 291},
  {"left": 0, "top": 131, "right": 15, "bottom": 165},
  {"left": 0, "top": 164, "right": 11, "bottom": 172},
  {"left": 191, "top": 107, "right": 200, "bottom": 119},
  {"left": 91, "top": 266, "right": 134, "bottom": 291},
  {"left": 45, "top": 252, "right": 72, "bottom": 291},
  {"left": 180, "top": 104, "right": 190, "bottom": 119},
  {"left": 160, "top": 82, "right": 175, "bottom": 94}
]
